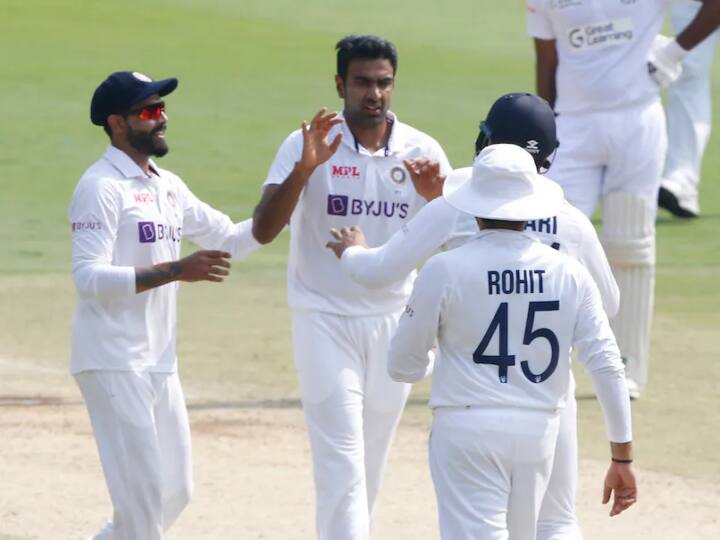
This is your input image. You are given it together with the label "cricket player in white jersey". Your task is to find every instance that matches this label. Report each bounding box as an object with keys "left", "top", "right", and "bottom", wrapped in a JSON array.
[
  {"left": 660, "top": 0, "right": 719, "bottom": 218},
  {"left": 328, "top": 92, "right": 617, "bottom": 540},
  {"left": 70, "top": 71, "right": 259, "bottom": 540},
  {"left": 527, "top": 0, "right": 720, "bottom": 398},
  {"left": 251, "top": 35, "right": 450, "bottom": 539},
  {"left": 388, "top": 143, "right": 636, "bottom": 540}
]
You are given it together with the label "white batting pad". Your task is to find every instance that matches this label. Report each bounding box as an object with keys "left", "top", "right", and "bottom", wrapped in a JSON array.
[{"left": 601, "top": 192, "right": 656, "bottom": 388}]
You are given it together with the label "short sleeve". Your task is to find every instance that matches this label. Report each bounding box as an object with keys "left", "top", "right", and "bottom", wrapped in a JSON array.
[
  {"left": 527, "top": 0, "right": 555, "bottom": 40},
  {"left": 263, "top": 130, "right": 304, "bottom": 187}
]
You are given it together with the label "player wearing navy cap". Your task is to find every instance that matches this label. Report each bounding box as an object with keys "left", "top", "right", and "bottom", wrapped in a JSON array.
[{"left": 71, "top": 71, "right": 259, "bottom": 540}]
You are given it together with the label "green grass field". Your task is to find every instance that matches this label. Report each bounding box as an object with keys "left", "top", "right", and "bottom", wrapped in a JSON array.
[{"left": 1, "top": 0, "right": 719, "bottom": 488}]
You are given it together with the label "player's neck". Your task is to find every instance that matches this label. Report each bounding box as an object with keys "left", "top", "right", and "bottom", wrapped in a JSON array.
[
  {"left": 346, "top": 116, "right": 392, "bottom": 154},
  {"left": 112, "top": 140, "right": 152, "bottom": 175}
]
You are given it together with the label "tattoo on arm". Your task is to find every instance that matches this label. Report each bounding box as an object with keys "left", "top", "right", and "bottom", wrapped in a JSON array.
[{"left": 135, "top": 261, "right": 182, "bottom": 293}]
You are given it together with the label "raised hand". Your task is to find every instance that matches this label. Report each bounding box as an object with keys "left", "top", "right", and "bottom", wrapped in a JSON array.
[
  {"left": 403, "top": 158, "right": 445, "bottom": 201},
  {"left": 299, "top": 108, "right": 344, "bottom": 172},
  {"left": 326, "top": 226, "right": 369, "bottom": 259}
]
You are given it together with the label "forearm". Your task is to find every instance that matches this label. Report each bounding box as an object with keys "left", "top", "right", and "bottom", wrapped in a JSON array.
[
  {"left": 135, "top": 261, "right": 182, "bottom": 293},
  {"left": 589, "top": 361, "right": 633, "bottom": 444},
  {"left": 676, "top": 0, "right": 720, "bottom": 50},
  {"left": 252, "top": 163, "right": 313, "bottom": 244},
  {"left": 534, "top": 39, "right": 558, "bottom": 109},
  {"left": 341, "top": 243, "right": 425, "bottom": 289}
]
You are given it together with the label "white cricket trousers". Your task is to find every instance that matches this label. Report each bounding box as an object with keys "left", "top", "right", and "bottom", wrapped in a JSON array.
[
  {"left": 429, "top": 407, "right": 560, "bottom": 540},
  {"left": 664, "top": 0, "right": 719, "bottom": 195},
  {"left": 75, "top": 370, "right": 193, "bottom": 540},
  {"left": 550, "top": 99, "right": 667, "bottom": 217},
  {"left": 537, "top": 394, "right": 581, "bottom": 540},
  {"left": 550, "top": 99, "right": 666, "bottom": 389},
  {"left": 291, "top": 310, "right": 411, "bottom": 540}
]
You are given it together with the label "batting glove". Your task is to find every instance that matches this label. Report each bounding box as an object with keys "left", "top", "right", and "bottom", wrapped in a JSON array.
[{"left": 647, "top": 34, "right": 688, "bottom": 88}]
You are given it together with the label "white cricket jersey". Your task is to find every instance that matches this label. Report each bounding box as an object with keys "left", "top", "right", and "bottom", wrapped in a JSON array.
[
  {"left": 388, "top": 230, "right": 632, "bottom": 443},
  {"left": 527, "top": 0, "right": 670, "bottom": 114},
  {"left": 341, "top": 195, "right": 619, "bottom": 317},
  {"left": 264, "top": 112, "right": 451, "bottom": 316},
  {"left": 69, "top": 145, "right": 259, "bottom": 374}
]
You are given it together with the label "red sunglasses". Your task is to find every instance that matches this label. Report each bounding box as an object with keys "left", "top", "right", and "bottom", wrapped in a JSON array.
[{"left": 127, "top": 102, "right": 166, "bottom": 121}]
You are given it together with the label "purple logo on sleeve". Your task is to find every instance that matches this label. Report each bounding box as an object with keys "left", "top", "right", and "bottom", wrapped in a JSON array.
[
  {"left": 138, "top": 221, "right": 157, "bottom": 243},
  {"left": 327, "top": 195, "right": 349, "bottom": 216}
]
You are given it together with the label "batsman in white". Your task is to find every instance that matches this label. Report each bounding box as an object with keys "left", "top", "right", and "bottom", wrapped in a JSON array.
[
  {"left": 388, "top": 143, "right": 636, "bottom": 540},
  {"left": 251, "top": 35, "right": 450, "bottom": 539},
  {"left": 528, "top": 0, "right": 720, "bottom": 398},
  {"left": 69, "top": 71, "right": 259, "bottom": 540},
  {"left": 660, "top": 0, "right": 719, "bottom": 218},
  {"left": 327, "top": 93, "right": 617, "bottom": 540}
]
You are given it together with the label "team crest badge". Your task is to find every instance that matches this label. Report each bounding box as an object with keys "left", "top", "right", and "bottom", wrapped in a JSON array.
[{"left": 389, "top": 166, "right": 407, "bottom": 185}]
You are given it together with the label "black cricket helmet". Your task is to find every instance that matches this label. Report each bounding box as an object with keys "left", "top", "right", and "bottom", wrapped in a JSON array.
[{"left": 474, "top": 92, "right": 558, "bottom": 173}]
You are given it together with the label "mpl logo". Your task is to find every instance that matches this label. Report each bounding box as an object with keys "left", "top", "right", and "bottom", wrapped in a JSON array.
[
  {"left": 133, "top": 192, "right": 155, "bottom": 204},
  {"left": 331, "top": 165, "right": 361, "bottom": 179}
]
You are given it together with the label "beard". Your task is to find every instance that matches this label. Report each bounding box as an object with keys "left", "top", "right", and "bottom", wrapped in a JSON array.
[
  {"left": 344, "top": 102, "right": 387, "bottom": 129},
  {"left": 127, "top": 124, "right": 169, "bottom": 157}
]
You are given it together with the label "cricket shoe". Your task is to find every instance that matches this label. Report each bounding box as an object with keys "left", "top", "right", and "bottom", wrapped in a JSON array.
[{"left": 658, "top": 178, "right": 699, "bottom": 218}]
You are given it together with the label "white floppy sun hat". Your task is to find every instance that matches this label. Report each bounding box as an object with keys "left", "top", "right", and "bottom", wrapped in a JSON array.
[{"left": 443, "top": 144, "right": 564, "bottom": 221}]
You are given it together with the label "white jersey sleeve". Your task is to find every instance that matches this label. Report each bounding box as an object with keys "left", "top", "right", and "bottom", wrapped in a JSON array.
[
  {"left": 339, "top": 197, "right": 461, "bottom": 289},
  {"left": 263, "top": 130, "right": 304, "bottom": 187},
  {"left": 526, "top": 0, "right": 555, "bottom": 40},
  {"left": 572, "top": 266, "right": 632, "bottom": 443},
  {"left": 175, "top": 177, "right": 260, "bottom": 261},
  {"left": 69, "top": 177, "right": 136, "bottom": 300},
  {"left": 387, "top": 256, "right": 448, "bottom": 383},
  {"left": 569, "top": 206, "right": 620, "bottom": 317}
]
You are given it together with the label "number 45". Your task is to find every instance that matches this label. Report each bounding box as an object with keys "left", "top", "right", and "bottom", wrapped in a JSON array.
[{"left": 473, "top": 301, "right": 560, "bottom": 384}]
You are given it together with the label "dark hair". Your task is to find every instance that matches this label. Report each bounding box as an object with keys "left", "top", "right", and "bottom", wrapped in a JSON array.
[
  {"left": 335, "top": 35, "right": 398, "bottom": 80},
  {"left": 103, "top": 123, "right": 112, "bottom": 137}
]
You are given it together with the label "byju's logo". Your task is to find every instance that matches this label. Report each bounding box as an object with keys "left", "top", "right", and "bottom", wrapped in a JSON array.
[
  {"left": 138, "top": 222, "right": 157, "bottom": 243},
  {"left": 326, "top": 195, "right": 409, "bottom": 219},
  {"left": 327, "top": 195, "right": 349, "bottom": 216},
  {"left": 138, "top": 221, "right": 183, "bottom": 243}
]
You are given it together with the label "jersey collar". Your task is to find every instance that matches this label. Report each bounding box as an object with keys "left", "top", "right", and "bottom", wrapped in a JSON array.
[
  {"left": 337, "top": 111, "right": 401, "bottom": 157},
  {"left": 103, "top": 145, "right": 159, "bottom": 179}
]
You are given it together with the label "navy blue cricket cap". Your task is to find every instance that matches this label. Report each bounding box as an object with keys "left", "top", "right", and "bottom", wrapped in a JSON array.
[
  {"left": 90, "top": 71, "right": 178, "bottom": 126},
  {"left": 478, "top": 93, "right": 557, "bottom": 167}
]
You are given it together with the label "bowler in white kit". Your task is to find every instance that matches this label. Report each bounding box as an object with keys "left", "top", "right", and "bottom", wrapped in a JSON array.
[
  {"left": 70, "top": 71, "right": 259, "bottom": 540},
  {"left": 251, "top": 35, "right": 450, "bottom": 539},
  {"left": 327, "top": 92, "right": 618, "bottom": 539},
  {"left": 388, "top": 144, "right": 636, "bottom": 540},
  {"left": 527, "top": 0, "right": 720, "bottom": 398}
]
